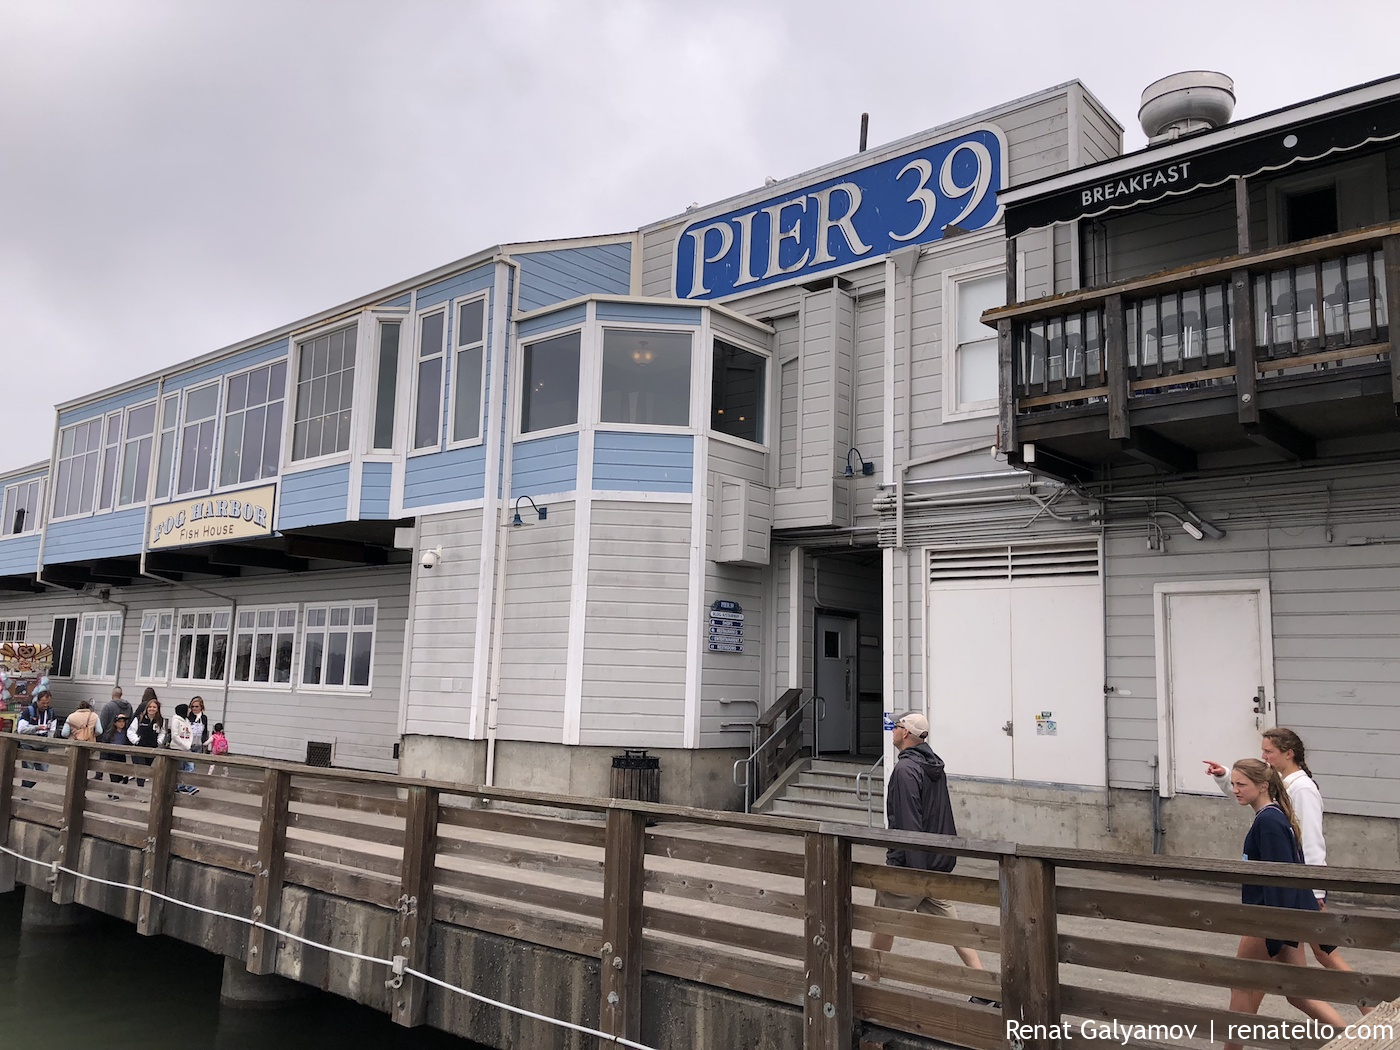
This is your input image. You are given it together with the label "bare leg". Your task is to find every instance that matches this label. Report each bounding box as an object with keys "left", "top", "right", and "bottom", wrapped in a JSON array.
[
  {"left": 1224, "top": 937, "right": 1269, "bottom": 1050},
  {"left": 954, "top": 946, "right": 984, "bottom": 969},
  {"left": 1275, "top": 944, "right": 1347, "bottom": 1030},
  {"left": 866, "top": 932, "right": 894, "bottom": 982},
  {"left": 1313, "top": 901, "right": 1375, "bottom": 1015}
]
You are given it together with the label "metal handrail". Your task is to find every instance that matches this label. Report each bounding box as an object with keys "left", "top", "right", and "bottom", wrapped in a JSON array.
[
  {"left": 732, "top": 694, "right": 821, "bottom": 813},
  {"left": 854, "top": 753, "right": 885, "bottom": 827}
]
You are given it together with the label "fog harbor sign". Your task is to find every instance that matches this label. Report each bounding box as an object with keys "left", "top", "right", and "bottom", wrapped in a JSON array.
[
  {"left": 148, "top": 484, "right": 277, "bottom": 549},
  {"left": 675, "top": 126, "right": 1006, "bottom": 301}
]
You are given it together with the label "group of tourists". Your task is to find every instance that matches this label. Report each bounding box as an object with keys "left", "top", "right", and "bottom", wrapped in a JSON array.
[
  {"left": 872, "top": 713, "right": 1371, "bottom": 1031},
  {"left": 15, "top": 684, "right": 229, "bottom": 799}
]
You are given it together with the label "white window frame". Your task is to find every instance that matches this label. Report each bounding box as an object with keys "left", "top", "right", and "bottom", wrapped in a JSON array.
[
  {"left": 153, "top": 392, "right": 181, "bottom": 501},
  {"left": 299, "top": 600, "right": 376, "bottom": 692},
  {"left": 231, "top": 605, "right": 299, "bottom": 688},
  {"left": 73, "top": 610, "right": 123, "bottom": 682},
  {"left": 0, "top": 618, "right": 27, "bottom": 642},
  {"left": 288, "top": 318, "right": 360, "bottom": 467},
  {"left": 96, "top": 410, "right": 123, "bottom": 512},
  {"left": 515, "top": 325, "right": 586, "bottom": 441},
  {"left": 941, "top": 261, "right": 1005, "bottom": 421},
  {"left": 51, "top": 416, "right": 105, "bottom": 521},
  {"left": 446, "top": 293, "right": 489, "bottom": 449},
  {"left": 708, "top": 332, "right": 771, "bottom": 450},
  {"left": 217, "top": 358, "right": 289, "bottom": 490},
  {"left": 173, "top": 607, "right": 233, "bottom": 685},
  {"left": 136, "top": 609, "right": 175, "bottom": 684},
  {"left": 116, "top": 400, "right": 158, "bottom": 508},
  {"left": 174, "top": 382, "right": 223, "bottom": 497},
  {"left": 2, "top": 478, "right": 44, "bottom": 536},
  {"left": 410, "top": 306, "right": 448, "bottom": 454},
  {"left": 595, "top": 323, "right": 697, "bottom": 433},
  {"left": 368, "top": 311, "right": 409, "bottom": 453}
]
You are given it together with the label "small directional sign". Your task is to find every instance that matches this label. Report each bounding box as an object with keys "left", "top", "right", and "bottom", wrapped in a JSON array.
[{"left": 708, "top": 600, "right": 743, "bottom": 654}]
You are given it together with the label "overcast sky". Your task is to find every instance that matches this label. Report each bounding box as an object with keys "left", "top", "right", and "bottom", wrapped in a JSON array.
[{"left": 3, "top": 0, "right": 1398, "bottom": 467}]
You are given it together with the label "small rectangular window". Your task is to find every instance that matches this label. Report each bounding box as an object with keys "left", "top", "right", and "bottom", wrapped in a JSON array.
[
  {"left": 2, "top": 479, "right": 43, "bottom": 535},
  {"left": 232, "top": 605, "right": 297, "bottom": 685},
  {"left": 371, "top": 321, "right": 401, "bottom": 451},
  {"left": 520, "top": 331, "right": 581, "bottom": 434},
  {"left": 220, "top": 360, "right": 287, "bottom": 486},
  {"left": 601, "top": 329, "right": 691, "bottom": 426},
  {"left": 174, "top": 607, "right": 232, "bottom": 683},
  {"left": 950, "top": 273, "right": 1003, "bottom": 412},
  {"left": 176, "top": 383, "right": 220, "bottom": 495},
  {"left": 51, "top": 616, "right": 78, "bottom": 677},
  {"left": 293, "top": 324, "right": 357, "bottom": 461},
  {"left": 413, "top": 310, "right": 446, "bottom": 450},
  {"left": 711, "top": 339, "right": 766, "bottom": 444},
  {"left": 117, "top": 402, "right": 157, "bottom": 506},
  {"left": 0, "top": 619, "right": 27, "bottom": 642},
  {"left": 154, "top": 394, "right": 180, "bottom": 500},
  {"left": 300, "top": 602, "right": 375, "bottom": 690},
  {"left": 451, "top": 298, "right": 486, "bottom": 443},
  {"left": 53, "top": 417, "right": 104, "bottom": 518}
]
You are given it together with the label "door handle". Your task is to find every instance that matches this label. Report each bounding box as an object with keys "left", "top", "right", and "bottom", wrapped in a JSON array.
[{"left": 1002, "top": 721, "right": 1014, "bottom": 737}]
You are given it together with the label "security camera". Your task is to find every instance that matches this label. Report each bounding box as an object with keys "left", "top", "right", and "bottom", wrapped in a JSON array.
[{"left": 420, "top": 547, "right": 442, "bottom": 570}]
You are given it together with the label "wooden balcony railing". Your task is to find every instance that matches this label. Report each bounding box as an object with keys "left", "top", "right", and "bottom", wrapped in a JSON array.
[{"left": 990, "top": 222, "right": 1400, "bottom": 452}]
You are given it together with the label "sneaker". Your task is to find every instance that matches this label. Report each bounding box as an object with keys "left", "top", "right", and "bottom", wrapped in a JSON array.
[
  {"left": 187, "top": 786, "right": 199, "bottom": 795},
  {"left": 969, "top": 996, "right": 1001, "bottom": 1009},
  {"left": 107, "top": 794, "right": 122, "bottom": 801}
]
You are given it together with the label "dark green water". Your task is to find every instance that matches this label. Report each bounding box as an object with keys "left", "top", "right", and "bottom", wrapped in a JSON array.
[{"left": 0, "top": 890, "right": 486, "bottom": 1050}]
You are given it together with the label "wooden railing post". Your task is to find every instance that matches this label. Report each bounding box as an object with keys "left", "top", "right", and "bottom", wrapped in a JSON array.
[
  {"left": 391, "top": 784, "right": 439, "bottom": 1027},
  {"left": 1231, "top": 267, "right": 1259, "bottom": 424},
  {"left": 246, "top": 768, "right": 291, "bottom": 975},
  {"left": 136, "top": 753, "right": 178, "bottom": 936},
  {"left": 0, "top": 736, "right": 17, "bottom": 893},
  {"left": 1383, "top": 234, "right": 1400, "bottom": 407},
  {"left": 1104, "top": 293, "right": 1129, "bottom": 441},
  {"left": 804, "top": 831, "right": 852, "bottom": 1050},
  {"left": 999, "top": 854, "right": 1060, "bottom": 1049},
  {"left": 600, "top": 805, "right": 646, "bottom": 1047},
  {"left": 53, "top": 742, "right": 90, "bottom": 904}
]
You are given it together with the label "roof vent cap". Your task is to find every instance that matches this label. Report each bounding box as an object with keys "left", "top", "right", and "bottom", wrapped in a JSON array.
[{"left": 1139, "top": 71, "right": 1235, "bottom": 143}]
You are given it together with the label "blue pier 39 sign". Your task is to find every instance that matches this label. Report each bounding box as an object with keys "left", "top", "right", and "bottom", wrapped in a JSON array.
[{"left": 675, "top": 125, "right": 1006, "bottom": 301}]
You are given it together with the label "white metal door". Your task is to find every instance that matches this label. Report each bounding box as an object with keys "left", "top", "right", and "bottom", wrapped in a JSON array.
[
  {"left": 815, "top": 613, "right": 857, "bottom": 754},
  {"left": 928, "top": 585, "right": 1013, "bottom": 779},
  {"left": 1157, "top": 583, "right": 1275, "bottom": 795}
]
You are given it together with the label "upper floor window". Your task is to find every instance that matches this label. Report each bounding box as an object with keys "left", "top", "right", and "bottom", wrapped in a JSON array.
[
  {"left": 450, "top": 297, "right": 486, "bottom": 443},
  {"left": 2, "top": 478, "right": 43, "bottom": 535},
  {"left": 292, "top": 324, "right": 356, "bottom": 461},
  {"left": 220, "top": 360, "right": 287, "bottom": 486},
  {"left": 520, "top": 331, "right": 581, "bottom": 434},
  {"left": 371, "top": 320, "right": 401, "bottom": 451},
  {"left": 176, "top": 383, "right": 220, "bottom": 495},
  {"left": 601, "top": 329, "right": 691, "bottom": 427},
  {"left": 153, "top": 393, "right": 180, "bottom": 501},
  {"left": 413, "top": 310, "right": 446, "bottom": 450},
  {"left": 117, "top": 401, "right": 157, "bottom": 507},
  {"left": 944, "top": 269, "right": 1004, "bottom": 417},
  {"left": 711, "top": 338, "right": 766, "bottom": 444},
  {"left": 53, "top": 417, "right": 104, "bottom": 518},
  {"left": 96, "top": 411, "right": 122, "bottom": 511}
]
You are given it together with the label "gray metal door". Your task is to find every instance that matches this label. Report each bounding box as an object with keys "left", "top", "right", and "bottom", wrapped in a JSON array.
[{"left": 815, "top": 613, "right": 857, "bottom": 754}]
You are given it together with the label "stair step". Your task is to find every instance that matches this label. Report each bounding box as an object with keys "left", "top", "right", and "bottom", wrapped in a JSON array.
[
  {"left": 785, "top": 785, "right": 881, "bottom": 806},
  {"left": 766, "top": 799, "right": 880, "bottom": 824},
  {"left": 808, "top": 759, "right": 883, "bottom": 776},
  {"left": 793, "top": 772, "right": 883, "bottom": 794}
]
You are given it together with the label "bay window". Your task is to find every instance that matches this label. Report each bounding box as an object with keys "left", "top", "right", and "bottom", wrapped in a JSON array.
[
  {"left": 520, "top": 331, "right": 581, "bottom": 434},
  {"left": 710, "top": 339, "right": 766, "bottom": 443},
  {"left": 600, "top": 329, "right": 691, "bottom": 426},
  {"left": 220, "top": 360, "right": 287, "bottom": 486},
  {"left": 292, "top": 324, "right": 357, "bottom": 461}
]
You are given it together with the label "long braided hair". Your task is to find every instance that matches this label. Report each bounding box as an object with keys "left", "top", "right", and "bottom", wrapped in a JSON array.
[
  {"left": 1263, "top": 727, "right": 1315, "bottom": 781},
  {"left": 1232, "top": 758, "right": 1303, "bottom": 846}
]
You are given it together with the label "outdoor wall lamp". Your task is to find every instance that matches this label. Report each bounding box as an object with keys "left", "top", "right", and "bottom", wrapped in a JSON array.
[
  {"left": 512, "top": 495, "right": 548, "bottom": 526},
  {"left": 843, "top": 447, "right": 875, "bottom": 477}
]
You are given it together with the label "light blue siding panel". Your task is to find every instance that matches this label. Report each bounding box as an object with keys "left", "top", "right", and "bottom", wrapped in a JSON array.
[
  {"left": 57, "top": 382, "right": 161, "bottom": 429},
  {"left": 360, "top": 462, "right": 393, "bottom": 519},
  {"left": 416, "top": 264, "right": 494, "bottom": 310},
  {"left": 168, "top": 338, "right": 289, "bottom": 392},
  {"left": 510, "top": 433, "right": 579, "bottom": 498},
  {"left": 278, "top": 463, "right": 351, "bottom": 530},
  {"left": 402, "top": 446, "right": 488, "bottom": 509},
  {"left": 43, "top": 508, "right": 147, "bottom": 564},
  {"left": 518, "top": 304, "right": 586, "bottom": 339},
  {"left": 594, "top": 302, "right": 702, "bottom": 326},
  {"left": 516, "top": 244, "right": 631, "bottom": 312},
  {"left": 592, "top": 432, "right": 693, "bottom": 493},
  {"left": 0, "top": 535, "right": 41, "bottom": 576},
  {"left": 379, "top": 291, "right": 412, "bottom": 308}
]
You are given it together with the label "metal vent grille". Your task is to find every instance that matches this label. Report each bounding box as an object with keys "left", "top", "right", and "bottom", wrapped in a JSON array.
[
  {"left": 305, "top": 741, "right": 334, "bottom": 767},
  {"left": 928, "top": 540, "right": 1099, "bottom": 583}
]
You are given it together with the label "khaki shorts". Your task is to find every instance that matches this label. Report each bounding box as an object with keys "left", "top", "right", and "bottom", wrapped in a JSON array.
[{"left": 874, "top": 889, "right": 959, "bottom": 919}]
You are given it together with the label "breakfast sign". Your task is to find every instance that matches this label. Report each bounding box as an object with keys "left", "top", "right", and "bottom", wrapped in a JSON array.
[{"left": 148, "top": 484, "right": 277, "bottom": 549}]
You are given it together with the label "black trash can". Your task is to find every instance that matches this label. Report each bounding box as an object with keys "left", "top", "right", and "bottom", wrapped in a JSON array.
[{"left": 610, "top": 749, "right": 660, "bottom": 804}]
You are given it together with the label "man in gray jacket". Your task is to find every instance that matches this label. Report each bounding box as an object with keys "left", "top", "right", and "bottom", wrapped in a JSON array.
[{"left": 868, "top": 712, "right": 993, "bottom": 999}]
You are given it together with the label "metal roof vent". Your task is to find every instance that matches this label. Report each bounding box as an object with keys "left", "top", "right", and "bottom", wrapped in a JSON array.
[{"left": 1139, "top": 71, "right": 1235, "bottom": 143}]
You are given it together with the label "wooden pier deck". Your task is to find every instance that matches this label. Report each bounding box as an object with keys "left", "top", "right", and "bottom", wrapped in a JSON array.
[{"left": 2, "top": 734, "right": 1398, "bottom": 1050}]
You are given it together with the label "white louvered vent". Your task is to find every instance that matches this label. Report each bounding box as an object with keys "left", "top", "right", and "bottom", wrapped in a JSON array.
[{"left": 928, "top": 540, "right": 1099, "bottom": 583}]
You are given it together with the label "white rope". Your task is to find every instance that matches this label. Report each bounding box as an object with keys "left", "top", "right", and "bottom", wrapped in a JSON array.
[{"left": 0, "top": 840, "right": 658, "bottom": 1049}]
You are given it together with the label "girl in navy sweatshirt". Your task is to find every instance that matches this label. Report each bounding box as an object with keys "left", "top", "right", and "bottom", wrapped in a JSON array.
[{"left": 1222, "top": 759, "right": 1344, "bottom": 1050}]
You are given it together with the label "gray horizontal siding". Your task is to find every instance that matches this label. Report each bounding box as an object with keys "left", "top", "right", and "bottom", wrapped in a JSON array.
[
  {"left": 698, "top": 561, "right": 764, "bottom": 747},
  {"left": 405, "top": 510, "right": 483, "bottom": 737}
]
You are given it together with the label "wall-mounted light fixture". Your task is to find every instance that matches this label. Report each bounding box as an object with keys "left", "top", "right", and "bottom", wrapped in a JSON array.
[
  {"left": 843, "top": 447, "right": 875, "bottom": 478},
  {"left": 512, "top": 495, "right": 548, "bottom": 527}
]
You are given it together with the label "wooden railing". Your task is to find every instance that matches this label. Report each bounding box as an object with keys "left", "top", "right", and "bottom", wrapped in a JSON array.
[{"left": 3, "top": 732, "right": 1399, "bottom": 1050}]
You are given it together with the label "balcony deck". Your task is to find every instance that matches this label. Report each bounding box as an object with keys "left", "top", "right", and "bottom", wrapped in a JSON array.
[{"left": 988, "top": 223, "right": 1400, "bottom": 480}]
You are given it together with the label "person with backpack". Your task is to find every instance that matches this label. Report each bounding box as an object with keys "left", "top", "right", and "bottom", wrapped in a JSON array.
[
  {"left": 64, "top": 699, "right": 101, "bottom": 743},
  {"left": 207, "top": 723, "right": 229, "bottom": 775}
]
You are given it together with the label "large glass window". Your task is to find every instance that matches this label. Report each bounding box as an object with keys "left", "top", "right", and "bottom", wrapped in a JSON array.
[
  {"left": 153, "top": 393, "right": 180, "bottom": 500},
  {"left": 2, "top": 479, "right": 43, "bottom": 535},
  {"left": 520, "top": 331, "right": 581, "bottom": 434},
  {"left": 948, "top": 272, "right": 1003, "bottom": 413},
  {"left": 53, "top": 417, "right": 104, "bottom": 518},
  {"left": 75, "top": 611, "right": 122, "bottom": 681},
  {"left": 413, "top": 310, "right": 446, "bottom": 450},
  {"left": 710, "top": 339, "right": 766, "bottom": 444},
  {"left": 371, "top": 320, "right": 401, "bottom": 451},
  {"left": 293, "top": 324, "right": 357, "bottom": 461},
  {"left": 176, "top": 384, "right": 220, "bottom": 495},
  {"left": 301, "top": 602, "right": 375, "bottom": 690},
  {"left": 220, "top": 360, "right": 287, "bottom": 486},
  {"left": 137, "top": 610, "right": 174, "bottom": 682},
  {"left": 601, "top": 329, "right": 691, "bottom": 426},
  {"left": 117, "top": 402, "right": 157, "bottom": 506},
  {"left": 451, "top": 297, "right": 486, "bottom": 443},
  {"left": 175, "top": 609, "right": 231, "bottom": 683},
  {"left": 233, "top": 607, "right": 297, "bottom": 685},
  {"left": 50, "top": 616, "right": 77, "bottom": 678},
  {"left": 96, "top": 411, "right": 122, "bottom": 511}
]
